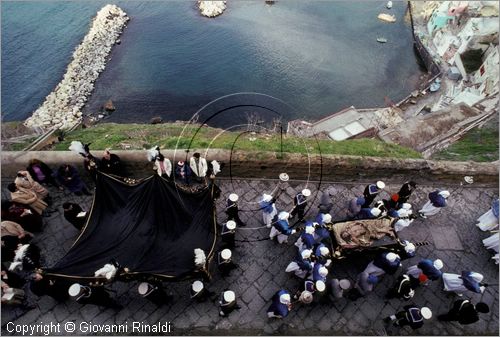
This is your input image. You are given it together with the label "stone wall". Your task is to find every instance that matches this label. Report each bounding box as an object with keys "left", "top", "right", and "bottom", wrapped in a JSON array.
[{"left": 1, "top": 150, "right": 498, "bottom": 186}]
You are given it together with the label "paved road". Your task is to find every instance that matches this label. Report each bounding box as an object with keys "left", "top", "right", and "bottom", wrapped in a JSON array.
[{"left": 1, "top": 176, "right": 498, "bottom": 335}]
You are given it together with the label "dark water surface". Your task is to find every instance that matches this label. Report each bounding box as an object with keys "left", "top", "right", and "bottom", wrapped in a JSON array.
[{"left": 2, "top": 1, "right": 423, "bottom": 126}]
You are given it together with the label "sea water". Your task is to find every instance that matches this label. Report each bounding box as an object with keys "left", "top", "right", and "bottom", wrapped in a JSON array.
[{"left": 1, "top": 1, "right": 423, "bottom": 126}]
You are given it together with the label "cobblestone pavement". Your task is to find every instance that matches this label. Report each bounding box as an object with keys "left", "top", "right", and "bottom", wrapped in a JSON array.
[{"left": 1, "top": 176, "right": 498, "bottom": 336}]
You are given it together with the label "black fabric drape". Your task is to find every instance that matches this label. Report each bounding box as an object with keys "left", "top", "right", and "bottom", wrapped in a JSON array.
[{"left": 45, "top": 173, "right": 216, "bottom": 281}]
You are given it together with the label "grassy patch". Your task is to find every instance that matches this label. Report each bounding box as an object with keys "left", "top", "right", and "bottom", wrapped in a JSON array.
[
  {"left": 6, "top": 137, "right": 39, "bottom": 151},
  {"left": 461, "top": 49, "right": 483, "bottom": 74},
  {"left": 53, "top": 123, "right": 422, "bottom": 159},
  {"left": 431, "top": 119, "right": 499, "bottom": 162},
  {"left": 1, "top": 121, "right": 40, "bottom": 151}
]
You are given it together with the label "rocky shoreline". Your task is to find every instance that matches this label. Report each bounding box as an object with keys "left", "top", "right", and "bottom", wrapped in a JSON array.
[
  {"left": 198, "top": 1, "right": 227, "bottom": 18},
  {"left": 24, "top": 4, "right": 129, "bottom": 131}
]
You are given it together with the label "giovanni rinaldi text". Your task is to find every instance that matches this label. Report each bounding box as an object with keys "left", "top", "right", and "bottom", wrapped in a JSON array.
[{"left": 6, "top": 321, "right": 173, "bottom": 335}]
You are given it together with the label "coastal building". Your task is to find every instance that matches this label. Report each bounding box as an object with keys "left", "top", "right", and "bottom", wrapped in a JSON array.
[
  {"left": 431, "top": 6, "right": 498, "bottom": 61},
  {"left": 418, "top": 1, "right": 441, "bottom": 22},
  {"left": 400, "top": 0, "right": 499, "bottom": 156},
  {"left": 473, "top": 44, "right": 499, "bottom": 96},
  {"left": 407, "top": 1, "right": 498, "bottom": 109},
  {"left": 378, "top": 102, "right": 495, "bottom": 157},
  {"left": 421, "top": 1, "right": 499, "bottom": 110},
  {"left": 455, "top": 17, "right": 498, "bottom": 54},
  {"left": 448, "top": 43, "right": 499, "bottom": 107},
  {"left": 287, "top": 106, "right": 402, "bottom": 141},
  {"left": 289, "top": 1, "right": 498, "bottom": 159},
  {"left": 427, "top": 2, "right": 455, "bottom": 36}
]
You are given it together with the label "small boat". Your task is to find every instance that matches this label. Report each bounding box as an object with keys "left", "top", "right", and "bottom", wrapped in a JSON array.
[
  {"left": 429, "top": 81, "right": 441, "bottom": 92},
  {"left": 104, "top": 99, "right": 115, "bottom": 112},
  {"left": 378, "top": 13, "right": 396, "bottom": 23},
  {"left": 386, "top": 1, "right": 393, "bottom": 9},
  {"left": 377, "top": 37, "right": 388, "bottom": 43}
]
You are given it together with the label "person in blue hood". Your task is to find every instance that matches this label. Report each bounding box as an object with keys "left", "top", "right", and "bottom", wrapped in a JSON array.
[
  {"left": 267, "top": 290, "right": 292, "bottom": 319},
  {"left": 418, "top": 190, "right": 450, "bottom": 218}
]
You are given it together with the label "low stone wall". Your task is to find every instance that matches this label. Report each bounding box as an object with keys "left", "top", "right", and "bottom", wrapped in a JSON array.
[{"left": 1, "top": 150, "right": 498, "bottom": 187}]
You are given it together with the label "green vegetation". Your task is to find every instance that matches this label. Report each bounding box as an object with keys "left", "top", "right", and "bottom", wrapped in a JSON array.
[
  {"left": 7, "top": 137, "right": 39, "bottom": 151},
  {"left": 461, "top": 49, "right": 484, "bottom": 74},
  {"left": 432, "top": 118, "right": 499, "bottom": 162},
  {"left": 1, "top": 121, "right": 39, "bottom": 151},
  {"left": 54, "top": 123, "right": 422, "bottom": 158}
]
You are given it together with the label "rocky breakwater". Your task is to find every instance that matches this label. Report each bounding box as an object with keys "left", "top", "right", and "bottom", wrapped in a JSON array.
[
  {"left": 198, "top": 1, "right": 227, "bottom": 18},
  {"left": 24, "top": 4, "right": 129, "bottom": 131}
]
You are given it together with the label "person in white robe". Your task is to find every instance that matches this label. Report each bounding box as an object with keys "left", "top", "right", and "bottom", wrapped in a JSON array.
[{"left": 476, "top": 199, "right": 499, "bottom": 231}]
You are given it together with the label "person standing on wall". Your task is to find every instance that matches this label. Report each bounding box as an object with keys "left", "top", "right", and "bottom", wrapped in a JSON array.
[{"left": 190, "top": 152, "right": 208, "bottom": 184}]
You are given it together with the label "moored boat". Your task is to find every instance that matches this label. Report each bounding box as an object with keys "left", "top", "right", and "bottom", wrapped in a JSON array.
[
  {"left": 377, "top": 37, "right": 388, "bottom": 43},
  {"left": 429, "top": 80, "right": 441, "bottom": 92},
  {"left": 104, "top": 99, "right": 115, "bottom": 111},
  {"left": 378, "top": 13, "right": 396, "bottom": 23}
]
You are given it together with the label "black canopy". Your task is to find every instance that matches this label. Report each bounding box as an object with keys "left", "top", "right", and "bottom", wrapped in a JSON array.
[{"left": 45, "top": 173, "right": 217, "bottom": 282}]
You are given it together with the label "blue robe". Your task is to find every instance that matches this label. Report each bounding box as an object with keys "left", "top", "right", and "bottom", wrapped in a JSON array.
[
  {"left": 260, "top": 201, "right": 275, "bottom": 214},
  {"left": 267, "top": 290, "right": 290, "bottom": 318},
  {"left": 428, "top": 191, "right": 447, "bottom": 207},
  {"left": 294, "top": 251, "right": 313, "bottom": 272},
  {"left": 373, "top": 252, "right": 400, "bottom": 275},
  {"left": 347, "top": 197, "right": 364, "bottom": 219},
  {"left": 461, "top": 271, "right": 482, "bottom": 293},
  {"left": 312, "top": 263, "right": 327, "bottom": 282},
  {"left": 388, "top": 209, "right": 399, "bottom": 218},
  {"left": 313, "top": 243, "right": 329, "bottom": 264},
  {"left": 403, "top": 248, "right": 417, "bottom": 259},
  {"left": 417, "top": 259, "right": 442, "bottom": 280},
  {"left": 314, "top": 226, "right": 330, "bottom": 242},
  {"left": 303, "top": 280, "right": 315, "bottom": 292},
  {"left": 492, "top": 199, "right": 499, "bottom": 218},
  {"left": 274, "top": 219, "right": 293, "bottom": 235},
  {"left": 299, "top": 232, "right": 316, "bottom": 250},
  {"left": 357, "top": 208, "right": 376, "bottom": 219},
  {"left": 55, "top": 165, "right": 86, "bottom": 193}
]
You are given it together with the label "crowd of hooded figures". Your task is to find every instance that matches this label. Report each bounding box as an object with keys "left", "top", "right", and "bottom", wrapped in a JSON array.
[
  {"left": 1, "top": 142, "right": 130, "bottom": 309},
  {"left": 1, "top": 143, "right": 224, "bottom": 311},
  {"left": 1, "top": 145, "right": 497, "bottom": 329},
  {"left": 214, "top": 179, "right": 495, "bottom": 330}
]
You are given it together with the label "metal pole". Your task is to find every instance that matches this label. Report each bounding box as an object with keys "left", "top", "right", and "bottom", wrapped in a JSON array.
[
  {"left": 280, "top": 124, "right": 283, "bottom": 159},
  {"left": 407, "top": 1, "right": 416, "bottom": 40}
]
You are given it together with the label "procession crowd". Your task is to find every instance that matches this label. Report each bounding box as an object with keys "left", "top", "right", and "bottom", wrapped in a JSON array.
[
  {"left": 1, "top": 143, "right": 498, "bottom": 332},
  {"left": 222, "top": 179, "right": 494, "bottom": 329}
]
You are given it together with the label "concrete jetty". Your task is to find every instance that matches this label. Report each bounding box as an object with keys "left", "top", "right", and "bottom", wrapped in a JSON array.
[
  {"left": 198, "top": 1, "right": 227, "bottom": 18},
  {"left": 24, "top": 4, "right": 129, "bottom": 131}
]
